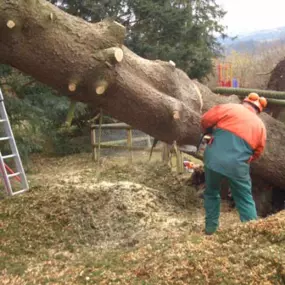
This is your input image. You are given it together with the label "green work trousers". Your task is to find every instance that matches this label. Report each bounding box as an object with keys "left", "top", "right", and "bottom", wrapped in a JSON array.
[{"left": 204, "top": 167, "right": 257, "bottom": 234}]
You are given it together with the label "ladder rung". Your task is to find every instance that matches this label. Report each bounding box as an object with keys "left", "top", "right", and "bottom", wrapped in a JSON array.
[
  {"left": 0, "top": 136, "right": 11, "bottom": 141},
  {"left": 2, "top": 154, "right": 17, "bottom": 159},
  {"left": 12, "top": 189, "right": 28, "bottom": 196},
  {"left": 8, "top": 172, "right": 21, "bottom": 178},
  {"left": 0, "top": 119, "right": 7, "bottom": 122}
]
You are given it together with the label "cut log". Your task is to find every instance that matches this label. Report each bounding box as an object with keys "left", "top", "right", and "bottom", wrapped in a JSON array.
[{"left": 0, "top": 0, "right": 285, "bottom": 190}]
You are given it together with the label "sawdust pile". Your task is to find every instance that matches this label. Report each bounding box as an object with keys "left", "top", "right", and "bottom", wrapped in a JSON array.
[
  {"left": 23, "top": 179, "right": 202, "bottom": 249},
  {"left": 1, "top": 154, "right": 282, "bottom": 284},
  {"left": 113, "top": 210, "right": 285, "bottom": 285},
  {"left": 1, "top": 154, "right": 208, "bottom": 253}
]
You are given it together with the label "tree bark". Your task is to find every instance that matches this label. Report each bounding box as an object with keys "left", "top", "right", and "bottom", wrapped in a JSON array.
[{"left": 0, "top": 0, "right": 285, "bottom": 189}]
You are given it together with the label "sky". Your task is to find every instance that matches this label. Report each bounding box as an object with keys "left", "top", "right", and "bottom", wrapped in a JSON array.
[{"left": 216, "top": 0, "right": 285, "bottom": 35}]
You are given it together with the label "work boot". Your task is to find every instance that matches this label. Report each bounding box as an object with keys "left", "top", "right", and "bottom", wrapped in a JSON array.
[{"left": 205, "top": 227, "right": 217, "bottom": 235}]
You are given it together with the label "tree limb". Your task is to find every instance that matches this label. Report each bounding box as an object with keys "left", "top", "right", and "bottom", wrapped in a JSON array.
[{"left": 0, "top": 0, "right": 285, "bottom": 190}]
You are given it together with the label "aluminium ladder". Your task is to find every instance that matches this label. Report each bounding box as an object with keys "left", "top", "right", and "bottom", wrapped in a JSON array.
[{"left": 0, "top": 88, "right": 29, "bottom": 196}]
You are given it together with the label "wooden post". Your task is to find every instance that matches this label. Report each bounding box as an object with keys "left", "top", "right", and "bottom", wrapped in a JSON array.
[
  {"left": 91, "top": 123, "right": 131, "bottom": 129},
  {"left": 92, "top": 144, "right": 159, "bottom": 151},
  {"left": 91, "top": 128, "right": 97, "bottom": 161},
  {"left": 162, "top": 143, "right": 171, "bottom": 163},
  {"left": 127, "top": 129, "right": 133, "bottom": 162},
  {"left": 176, "top": 150, "right": 184, "bottom": 174},
  {"left": 147, "top": 135, "right": 152, "bottom": 148},
  {"left": 172, "top": 142, "right": 184, "bottom": 173},
  {"left": 98, "top": 109, "right": 103, "bottom": 162},
  {"left": 65, "top": 100, "right": 76, "bottom": 127}
]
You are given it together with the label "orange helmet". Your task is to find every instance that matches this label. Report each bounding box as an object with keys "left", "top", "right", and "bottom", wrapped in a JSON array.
[{"left": 243, "top": 93, "right": 267, "bottom": 112}]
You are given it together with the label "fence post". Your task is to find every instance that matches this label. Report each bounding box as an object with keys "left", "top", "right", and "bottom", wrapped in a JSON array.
[
  {"left": 65, "top": 100, "right": 76, "bottom": 127},
  {"left": 127, "top": 129, "right": 133, "bottom": 162},
  {"left": 98, "top": 109, "right": 103, "bottom": 162},
  {"left": 147, "top": 135, "right": 152, "bottom": 148},
  {"left": 91, "top": 128, "right": 97, "bottom": 161},
  {"left": 173, "top": 142, "right": 184, "bottom": 173},
  {"left": 161, "top": 143, "right": 171, "bottom": 163}
]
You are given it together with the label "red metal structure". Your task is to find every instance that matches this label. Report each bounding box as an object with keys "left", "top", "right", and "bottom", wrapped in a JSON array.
[
  {"left": 4, "top": 163, "right": 21, "bottom": 182},
  {"left": 218, "top": 62, "right": 233, "bottom": 87}
]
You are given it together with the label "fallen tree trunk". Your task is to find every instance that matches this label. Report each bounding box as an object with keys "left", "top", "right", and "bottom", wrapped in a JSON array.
[
  {"left": 0, "top": 0, "right": 285, "bottom": 190},
  {"left": 267, "top": 59, "right": 285, "bottom": 119}
]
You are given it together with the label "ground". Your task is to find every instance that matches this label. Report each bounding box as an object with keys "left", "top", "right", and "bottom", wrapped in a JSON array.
[{"left": 0, "top": 152, "right": 284, "bottom": 284}]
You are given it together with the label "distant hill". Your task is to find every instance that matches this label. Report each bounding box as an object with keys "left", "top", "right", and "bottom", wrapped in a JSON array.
[{"left": 221, "top": 26, "right": 285, "bottom": 53}]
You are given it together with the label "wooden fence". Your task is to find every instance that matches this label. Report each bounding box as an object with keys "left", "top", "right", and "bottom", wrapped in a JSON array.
[
  {"left": 90, "top": 122, "right": 189, "bottom": 173},
  {"left": 90, "top": 122, "right": 154, "bottom": 162}
]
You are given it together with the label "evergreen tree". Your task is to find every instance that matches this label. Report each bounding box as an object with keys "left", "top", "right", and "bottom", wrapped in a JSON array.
[{"left": 50, "top": 0, "right": 227, "bottom": 79}]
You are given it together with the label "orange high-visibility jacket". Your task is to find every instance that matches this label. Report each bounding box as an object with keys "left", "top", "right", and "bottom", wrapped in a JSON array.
[{"left": 201, "top": 103, "right": 266, "bottom": 161}]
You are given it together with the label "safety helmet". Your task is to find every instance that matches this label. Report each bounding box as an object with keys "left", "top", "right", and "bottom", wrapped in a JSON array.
[{"left": 243, "top": 93, "right": 267, "bottom": 112}]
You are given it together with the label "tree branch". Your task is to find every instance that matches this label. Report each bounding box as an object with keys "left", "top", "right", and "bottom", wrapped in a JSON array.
[{"left": 0, "top": 0, "right": 285, "bottom": 191}]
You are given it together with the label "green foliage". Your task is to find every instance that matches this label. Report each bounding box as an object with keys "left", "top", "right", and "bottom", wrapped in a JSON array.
[
  {"left": 125, "top": 0, "right": 227, "bottom": 79},
  {"left": 17, "top": 87, "right": 91, "bottom": 156},
  {"left": 0, "top": 64, "right": 92, "bottom": 162},
  {"left": 0, "top": 65, "right": 12, "bottom": 77},
  {"left": 0, "top": 95, "right": 45, "bottom": 166},
  {"left": 49, "top": 0, "right": 227, "bottom": 80}
]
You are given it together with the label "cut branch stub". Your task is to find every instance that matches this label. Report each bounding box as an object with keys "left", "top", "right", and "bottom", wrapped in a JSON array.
[
  {"left": 113, "top": 48, "right": 124, "bottom": 62},
  {"left": 173, "top": 110, "right": 180, "bottom": 120},
  {"left": 169, "top": 60, "right": 176, "bottom": 68},
  {"left": 68, "top": 83, "right": 77, "bottom": 92},
  {"left": 95, "top": 80, "right": 108, "bottom": 95},
  {"left": 95, "top": 47, "right": 124, "bottom": 64},
  {"left": 6, "top": 20, "right": 16, "bottom": 29}
]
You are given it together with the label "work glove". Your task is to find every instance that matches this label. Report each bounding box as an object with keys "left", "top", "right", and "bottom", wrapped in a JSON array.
[{"left": 247, "top": 156, "right": 254, "bottom": 163}]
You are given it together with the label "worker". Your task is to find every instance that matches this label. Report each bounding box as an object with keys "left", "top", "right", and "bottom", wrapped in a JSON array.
[{"left": 201, "top": 93, "right": 267, "bottom": 235}]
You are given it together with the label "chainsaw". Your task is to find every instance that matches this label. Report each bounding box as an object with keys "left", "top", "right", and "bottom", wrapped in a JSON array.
[
  {"left": 149, "top": 128, "right": 213, "bottom": 160},
  {"left": 196, "top": 127, "right": 214, "bottom": 154}
]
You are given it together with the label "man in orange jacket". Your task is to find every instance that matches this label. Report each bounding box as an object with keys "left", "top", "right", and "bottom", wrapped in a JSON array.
[{"left": 201, "top": 93, "right": 267, "bottom": 235}]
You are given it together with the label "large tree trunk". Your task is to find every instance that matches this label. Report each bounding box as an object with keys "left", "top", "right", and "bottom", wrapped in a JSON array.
[
  {"left": 267, "top": 59, "right": 285, "bottom": 119},
  {"left": 0, "top": 0, "right": 285, "bottom": 190}
]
